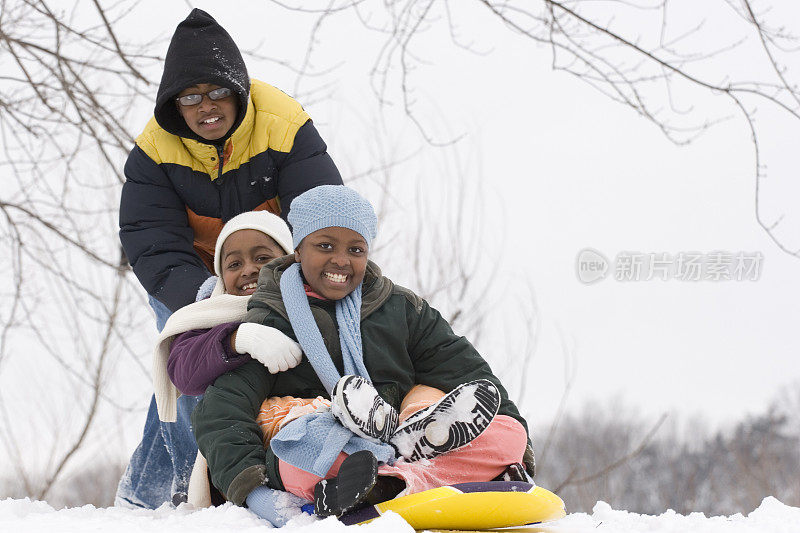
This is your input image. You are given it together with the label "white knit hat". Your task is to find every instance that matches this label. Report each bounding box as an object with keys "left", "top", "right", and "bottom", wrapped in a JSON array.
[{"left": 213, "top": 211, "right": 293, "bottom": 276}]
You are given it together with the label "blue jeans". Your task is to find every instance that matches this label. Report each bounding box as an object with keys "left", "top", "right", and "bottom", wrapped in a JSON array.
[{"left": 115, "top": 295, "right": 202, "bottom": 509}]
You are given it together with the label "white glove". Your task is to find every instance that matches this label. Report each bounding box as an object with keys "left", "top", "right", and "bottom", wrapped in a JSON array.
[{"left": 234, "top": 323, "right": 303, "bottom": 374}]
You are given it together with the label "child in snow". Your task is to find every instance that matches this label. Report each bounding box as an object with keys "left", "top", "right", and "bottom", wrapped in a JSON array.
[
  {"left": 192, "top": 185, "right": 535, "bottom": 522},
  {"left": 152, "top": 211, "right": 319, "bottom": 508},
  {"left": 152, "top": 211, "right": 304, "bottom": 426}
]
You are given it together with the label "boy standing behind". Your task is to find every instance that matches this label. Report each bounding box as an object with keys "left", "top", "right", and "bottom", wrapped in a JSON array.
[{"left": 117, "top": 8, "right": 341, "bottom": 508}]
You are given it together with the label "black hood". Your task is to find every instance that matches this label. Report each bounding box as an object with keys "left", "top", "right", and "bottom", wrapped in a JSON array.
[{"left": 154, "top": 9, "right": 250, "bottom": 143}]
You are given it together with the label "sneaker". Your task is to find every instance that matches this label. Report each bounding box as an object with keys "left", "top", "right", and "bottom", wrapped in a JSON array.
[
  {"left": 331, "top": 375, "right": 399, "bottom": 442},
  {"left": 314, "top": 450, "right": 378, "bottom": 517},
  {"left": 389, "top": 379, "right": 500, "bottom": 462},
  {"left": 492, "top": 463, "right": 528, "bottom": 482},
  {"left": 364, "top": 475, "right": 406, "bottom": 505}
]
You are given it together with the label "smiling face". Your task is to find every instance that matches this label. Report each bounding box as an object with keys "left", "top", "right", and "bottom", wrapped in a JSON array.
[
  {"left": 176, "top": 83, "right": 237, "bottom": 141},
  {"left": 221, "top": 230, "right": 286, "bottom": 296},
  {"left": 294, "top": 227, "right": 369, "bottom": 300}
]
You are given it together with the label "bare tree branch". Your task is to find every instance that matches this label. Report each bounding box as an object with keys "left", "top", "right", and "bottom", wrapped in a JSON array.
[{"left": 554, "top": 412, "right": 668, "bottom": 492}]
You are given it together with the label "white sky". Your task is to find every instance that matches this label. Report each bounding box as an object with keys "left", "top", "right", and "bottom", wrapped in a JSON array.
[{"left": 111, "top": 1, "right": 800, "bottom": 433}]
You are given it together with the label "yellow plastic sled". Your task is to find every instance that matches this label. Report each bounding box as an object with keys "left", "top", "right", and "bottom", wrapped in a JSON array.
[{"left": 339, "top": 481, "right": 566, "bottom": 530}]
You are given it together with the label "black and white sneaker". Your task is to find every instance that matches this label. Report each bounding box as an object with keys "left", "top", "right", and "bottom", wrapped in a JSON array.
[
  {"left": 389, "top": 379, "right": 500, "bottom": 462},
  {"left": 331, "top": 375, "right": 399, "bottom": 442},
  {"left": 314, "top": 450, "right": 378, "bottom": 517},
  {"left": 492, "top": 463, "right": 528, "bottom": 482}
]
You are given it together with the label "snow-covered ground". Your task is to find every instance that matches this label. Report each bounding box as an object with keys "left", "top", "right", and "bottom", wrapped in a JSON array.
[{"left": 2, "top": 497, "right": 799, "bottom": 533}]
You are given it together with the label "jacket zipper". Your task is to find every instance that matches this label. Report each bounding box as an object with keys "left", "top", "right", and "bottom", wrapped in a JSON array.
[{"left": 216, "top": 144, "right": 225, "bottom": 181}]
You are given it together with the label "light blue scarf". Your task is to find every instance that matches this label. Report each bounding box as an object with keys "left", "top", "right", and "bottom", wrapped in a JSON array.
[{"left": 279, "top": 262, "right": 370, "bottom": 393}]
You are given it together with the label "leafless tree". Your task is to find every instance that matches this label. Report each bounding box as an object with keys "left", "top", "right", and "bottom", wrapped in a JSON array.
[
  {"left": 534, "top": 386, "right": 800, "bottom": 515},
  {"left": 0, "top": 0, "right": 157, "bottom": 501},
  {"left": 267, "top": 0, "right": 800, "bottom": 258}
]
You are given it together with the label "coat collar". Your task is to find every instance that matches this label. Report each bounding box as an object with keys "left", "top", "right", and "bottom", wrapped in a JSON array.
[{"left": 179, "top": 93, "right": 256, "bottom": 177}]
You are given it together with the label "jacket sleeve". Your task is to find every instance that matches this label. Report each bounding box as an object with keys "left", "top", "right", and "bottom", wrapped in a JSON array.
[
  {"left": 192, "top": 359, "right": 278, "bottom": 504},
  {"left": 275, "top": 120, "right": 342, "bottom": 221},
  {"left": 167, "top": 322, "right": 249, "bottom": 395},
  {"left": 119, "top": 145, "right": 211, "bottom": 312},
  {"left": 405, "top": 296, "right": 529, "bottom": 437}
]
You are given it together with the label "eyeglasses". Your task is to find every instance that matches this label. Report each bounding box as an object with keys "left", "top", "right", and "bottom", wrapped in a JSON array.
[{"left": 175, "top": 87, "right": 232, "bottom": 107}]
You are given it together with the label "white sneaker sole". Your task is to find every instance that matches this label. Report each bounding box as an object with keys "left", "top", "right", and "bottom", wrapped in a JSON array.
[
  {"left": 390, "top": 379, "right": 500, "bottom": 461},
  {"left": 331, "top": 375, "right": 399, "bottom": 442}
]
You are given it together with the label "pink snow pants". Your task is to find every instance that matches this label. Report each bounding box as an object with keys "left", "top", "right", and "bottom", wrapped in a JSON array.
[{"left": 278, "top": 385, "right": 528, "bottom": 501}]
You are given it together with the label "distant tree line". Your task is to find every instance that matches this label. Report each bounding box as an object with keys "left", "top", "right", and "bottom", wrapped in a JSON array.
[{"left": 536, "top": 386, "right": 800, "bottom": 516}]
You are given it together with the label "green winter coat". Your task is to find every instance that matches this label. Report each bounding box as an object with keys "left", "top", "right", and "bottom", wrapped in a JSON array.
[{"left": 191, "top": 255, "right": 527, "bottom": 504}]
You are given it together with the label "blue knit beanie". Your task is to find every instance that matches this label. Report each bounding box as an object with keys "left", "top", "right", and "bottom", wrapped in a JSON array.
[{"left": 288, "top": 185, "right": 378, "bottom": 250}]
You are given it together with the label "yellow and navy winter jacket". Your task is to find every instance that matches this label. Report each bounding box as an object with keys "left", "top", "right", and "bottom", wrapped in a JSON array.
[{"left": 119, "top": 9, "right": 341, "bottom": 312}]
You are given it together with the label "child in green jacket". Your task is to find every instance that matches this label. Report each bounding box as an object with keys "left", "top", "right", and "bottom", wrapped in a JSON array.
[{"left": 192, "top": 185, "right": 533, "bottom": 519}]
